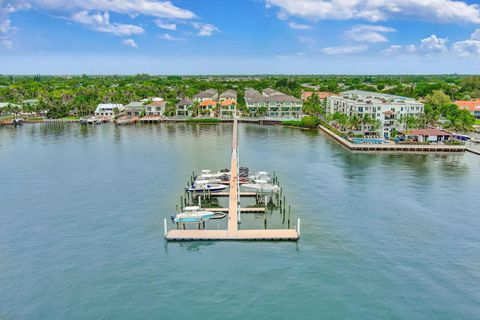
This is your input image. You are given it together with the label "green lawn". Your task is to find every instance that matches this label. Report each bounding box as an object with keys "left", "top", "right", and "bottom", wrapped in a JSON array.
[{"left": 475, "top": 119, "right": 480, "bottom": 125}]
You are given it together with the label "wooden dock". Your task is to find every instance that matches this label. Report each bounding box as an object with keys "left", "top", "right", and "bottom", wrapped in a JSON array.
[
  {"left": 208, "top": 191, "right": 257, "bottom": 197},
  {"left": 205, "top": 207, "right": 266, "bottom": 213},
  {"left": 165, "top": 117, "right": 300, "bottom": 241}
]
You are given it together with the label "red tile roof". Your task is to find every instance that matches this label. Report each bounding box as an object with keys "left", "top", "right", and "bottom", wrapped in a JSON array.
[
  {"left": 199, "top": 99, "right": 217, "bottom": 107},
  {"left": 221, "top": 99, "right": 236, "bottom": 107},
  {"left": 454, "top": 100, "right": 480, "bottom": 112},
  {"left": 301, "top": 91, "right": 338, "bottom": 100}
]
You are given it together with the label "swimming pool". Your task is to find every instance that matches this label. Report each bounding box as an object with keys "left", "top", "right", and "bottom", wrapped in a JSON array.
[{"left": 352, "top": 138, "right": 387, "bottom": 144}]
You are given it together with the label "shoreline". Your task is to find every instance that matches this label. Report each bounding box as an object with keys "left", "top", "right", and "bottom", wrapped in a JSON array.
[
  {"left": 2, "top": 119, "right": 475, "bottom": 154},
  {"left": 318, "top": 124, "right": 466, "bottom": 153}
]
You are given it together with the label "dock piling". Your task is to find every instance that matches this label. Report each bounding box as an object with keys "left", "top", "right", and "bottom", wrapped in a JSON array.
[{"left": 163, "top": 218, "right": 168, "bottom": 237}]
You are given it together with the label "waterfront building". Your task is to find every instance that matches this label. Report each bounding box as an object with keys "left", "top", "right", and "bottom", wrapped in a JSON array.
[
  {"left": 145, "top": 101, "right": 166, "bottom": 117},
  {"left": 0, "top": 102, "right": 21, "bottom": 114},
  {"left": 398, "top": 129, "right": 451, "bottom": 143},
  {"left": 244, "top": 88, "right": 303, "bottom": 118},
  {"left": 326, "top": 90, "right": 424, "bottom": 138},
  {"left": 176, "top": 98, "right": 193, "bottom": 117},
  {"left": 193, "top": 89, "right": 218, "bottom": 103},
  {"left": 219, "top": 99, "right": 236, "bottom": 117},
  {"left": 454, "top": 100, "right": 480, "bottom": 119},
  {"left": 219, "top": 89, "right": 237, "bottom": 102},
  {"left": 198, "top": 99, "right": 217, "bottom": 116},
  {"left": 94, "top": 103, "right": 125, "bottom": 117},
  {"left": 125, "top": 101, "right": 146, "bottom": 117}
]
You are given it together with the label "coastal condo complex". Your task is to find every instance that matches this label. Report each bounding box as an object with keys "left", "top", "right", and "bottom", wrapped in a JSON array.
[
  {"left": 327, "top": 90, "right": 424, "bottom": 138},
  {"left": 245, "top": 88, "right": 303, "bottom": 118}
]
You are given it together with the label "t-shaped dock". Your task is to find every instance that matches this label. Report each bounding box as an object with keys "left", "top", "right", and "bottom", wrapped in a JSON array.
[{"left": 165, "top": 118, "right": 300, "bottom": 241}]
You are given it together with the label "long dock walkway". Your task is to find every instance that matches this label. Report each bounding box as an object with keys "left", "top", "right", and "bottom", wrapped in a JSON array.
[{"left": 165, "top": 117, "right": 300, "bottom": 241}]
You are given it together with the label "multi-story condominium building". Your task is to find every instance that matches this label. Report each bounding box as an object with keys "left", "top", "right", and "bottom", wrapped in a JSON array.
[
  {"left": 326, "top": 90, "right": 424, "bottom": 138},
  {"left": 245, "top": 88, "right": 303, "bottom": 118},
  {"left": 193, "top": 89, "right": 218, "bottom": 103},
  {"left": 219, "top": 89, "right": 237, "bottom": 102},
  {"left": 175, "top": 98, "right": 193, "bottom": 117}
]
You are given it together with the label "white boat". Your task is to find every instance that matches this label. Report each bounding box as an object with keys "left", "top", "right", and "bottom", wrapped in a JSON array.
[
  {"left": 187, "top": 179, "right": 227, "bottom": 192},
  {"left": 248, "top": 171, "right": 271, "bottom": 182},
  {"left": 197, "top": 169, "right": 230, "bottom": 180},
  {"left": 173, "top": 206, "right": 215, "bottom": 223},
  {"left": 242, "top": 179, "right": 280, "bottom": 193},
  {"left": 195, "top": 177, "right": 222, "bottom": 183}
]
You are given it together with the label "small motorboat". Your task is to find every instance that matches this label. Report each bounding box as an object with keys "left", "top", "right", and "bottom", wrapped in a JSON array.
[
  {"left": 187, "top": 180, "right": 227, "bottom": 192},
  {"left": 173, "top": 206, "right": 215, "bottom": 223},
  {"left": 242, "top": 179, "right": 280, "bottom": 193},
  {"left": 239, "top": 167, "right": 249, "bottom": 178},
  {"left": 197, "top": 169, "right": 230, "bottom": 180},
  {"left": 11, "top": 118, "right": 23, "bottom": 126},
  {"left": 248, "top": 171, "right": 271, "bottom": 182}
]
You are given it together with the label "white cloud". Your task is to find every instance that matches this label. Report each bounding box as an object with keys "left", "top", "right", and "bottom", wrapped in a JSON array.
[
  {"left": 452, "top": 29, "right": 480, "bottom": 57},
  {"left": 471, "top": 29, "right": 480, "bottom": 41},
  {"left": 288, "top": 22, "right": 311, "bottom": 30},
  {"left": 71, "top": 11, "right": 144, "bottom": 36},
  {"left": 420, "top": 34, "right": 448, "bottom": 53},
  {"left": 192, "top": 22, "right": 219, "bottom": 37},
  {"left": 322, "top": 45, "right": 368, "bottom": 55},
  {"left": 122, "top": 38, "right": 138, "bottom": 48},
  {"left": 29, "top": 0, "right": 196, "bottom": 19},
  {"left": 1, "top": 0, "right": 195, "bottom": 47},
  {"left": 452, "top": 40, "right": 480, "bottom": 57},
  {"left": 345, "top": 24, "right": 395, "bottom": 43},
  {"left": 155, "top": 19, "right": 176, "bottom": 31},
  {"left": 382, "top": 44, "right": 416, "bottom": 55},
  {"left": 265, "top": 0, "right": 480, "bottom": 23},
  {"left": 1, "top": 2, "right": 29, "bottom": 49},
  {"left": 159, "top": 33, "right": 185, "bottom": 41}
]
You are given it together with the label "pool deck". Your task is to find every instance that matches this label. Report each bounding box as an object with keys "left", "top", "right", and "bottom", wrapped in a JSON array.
[
  {"left": 319, "top": 125, "right": 466, "bottom": 153},
  {"left": 165, "top": 117, "right": 300, "bottom": 242}
]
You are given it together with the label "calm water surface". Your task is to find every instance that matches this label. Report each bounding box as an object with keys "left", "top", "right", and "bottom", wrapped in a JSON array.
[{"left": 1, "top": 123, "right": 479, "bottom": 319}]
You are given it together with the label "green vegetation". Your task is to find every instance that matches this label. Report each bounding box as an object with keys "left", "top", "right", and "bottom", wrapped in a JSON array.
[
  {"left": 474, "top": 119, "right": 480, "bottom": 125},
  {"left": 185, "top": 118, "right": 221, "bottom": 123},
  {"left": 0, "top": 74, "right": 478, "bottom": 131},
  {"left": 282, "top": 116, "right": 320, "bottom": 129}
]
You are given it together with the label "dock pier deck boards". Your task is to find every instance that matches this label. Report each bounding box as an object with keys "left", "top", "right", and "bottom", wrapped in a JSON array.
[
  {"left": 208, "top": 191, "right": 257, "bottom": 197},
  {"left": 205, "top": 207, "right": 266, "bottom": 213},
  {"left": 165, "top": 117, "right": 300, "bottom": 242}
]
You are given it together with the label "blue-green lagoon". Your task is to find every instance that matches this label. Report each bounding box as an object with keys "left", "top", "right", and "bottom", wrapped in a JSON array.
[{"left": 0, "top": 123, "right": 479, "bottom": 319}]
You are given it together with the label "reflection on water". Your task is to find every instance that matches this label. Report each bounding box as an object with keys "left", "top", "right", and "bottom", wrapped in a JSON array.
[{"left": 0, "top": 123, "right": 479, "bottom": 319}]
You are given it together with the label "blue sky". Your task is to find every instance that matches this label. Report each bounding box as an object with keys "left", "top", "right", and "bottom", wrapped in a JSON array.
[{"left": 1, "top": 0, "right": 480, "bottom": 74}]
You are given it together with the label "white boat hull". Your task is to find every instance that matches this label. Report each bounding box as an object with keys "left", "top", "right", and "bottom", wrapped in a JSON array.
[{"left": 242, "top": 183, "right": 280, "bottom": 193}]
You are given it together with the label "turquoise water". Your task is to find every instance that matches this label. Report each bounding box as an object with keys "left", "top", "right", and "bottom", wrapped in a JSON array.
[
  {"left": 352, "top": 138, "right": 387, "bottom": 144},
  {"left": 1, "top": 123, "right": 479, "bottom": 319}
]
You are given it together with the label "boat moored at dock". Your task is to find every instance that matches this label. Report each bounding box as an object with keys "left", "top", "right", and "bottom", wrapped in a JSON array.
[
  {"left": 187, "top": 179, "right": 227, "bottom": 192},
  {"left": 173, "top": 206, "right": 215, "bottom": 223},
  {"left": 242, "top": 179, "right": 280, "bottom": 193}
]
